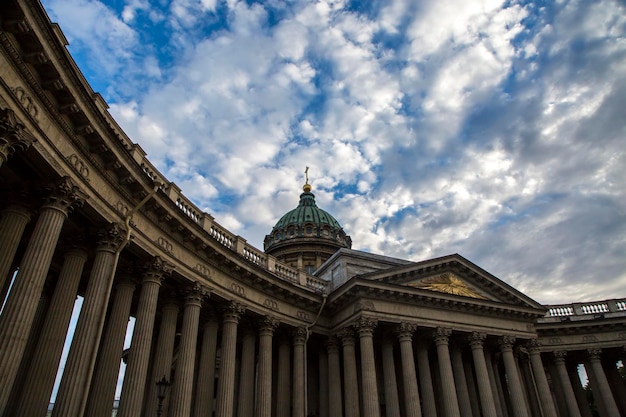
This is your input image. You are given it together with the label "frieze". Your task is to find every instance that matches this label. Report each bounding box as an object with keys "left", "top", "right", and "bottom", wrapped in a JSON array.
[
  {"left": 230, "top": 282, "right": 246, "bottom": 298},
  {"left": 157, "top": 236, "right": 173, "bottom": 253},
  {"left": 195, "top": 263, "right": 211, "bottom": 278},
  {"left": 115, "top": 201, "right": 129, "bottom": 216},
  {"left": 353, "top": 300, "right": 376, "bottom": 313},
  {"left": 548, "top": 337, "right": 562, "bottom": 344},
  {"left": 67, "top": 154, "right": 90, "bottom": 180},
  {"left": 618, "top": 332, "right": 626, "bottom": 340},
  {"left": 11, "top": 86, "right": 38, "bottom": 121},
  {"left": 297, "top": 310, "right": 310, "bottom": 321},
  {"left": 582, "top": 335, "right": 598, "bottom": 342},
  {"left": 263, "top": 298, "right": 279, "bottom": 311}
]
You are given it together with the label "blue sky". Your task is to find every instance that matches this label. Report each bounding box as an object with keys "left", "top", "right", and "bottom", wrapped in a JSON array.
[{"left": 40, "top": 0, "right": 626, "bottom": 305}]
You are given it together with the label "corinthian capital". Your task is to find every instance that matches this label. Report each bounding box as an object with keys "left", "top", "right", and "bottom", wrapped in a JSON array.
[
  {"left": 142, "top": 256, "right": 173, "bottom": 283},
  {"left": 42, "top": 176, "right": 88, "bottom": 214},
  {"left": 433, "top": 327, "right": 452, "bottom": 344},
  {"left": 0, "top": 107, "right": 36, "bottom": 165},
  {"left": 395, "top": 322, "right": 417, "bottom": 341},
  {"left": 355, "top": 316, "right": 377, "bottom": 336}
]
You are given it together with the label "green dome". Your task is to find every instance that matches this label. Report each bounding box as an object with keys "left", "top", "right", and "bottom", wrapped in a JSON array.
[{"left": 264, "top": 190, "right": 352, "bottom": 253}]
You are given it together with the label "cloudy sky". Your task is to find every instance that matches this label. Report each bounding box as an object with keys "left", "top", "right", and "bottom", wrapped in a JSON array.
[{"left": 40, "top": 0, "right": 625, "bottom": 305}]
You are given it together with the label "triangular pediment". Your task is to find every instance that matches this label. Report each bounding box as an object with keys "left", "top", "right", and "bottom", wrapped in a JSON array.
[{"left": 357, "top": 253, "right": 545, "bottom": 310}]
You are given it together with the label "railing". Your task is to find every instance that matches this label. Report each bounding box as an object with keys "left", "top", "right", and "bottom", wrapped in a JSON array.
[
  {"left": 133, "top": 168, "right": 327, "bottom": 292},
  {"left": 544, "top": 298, "right": 626, "bottom": 317}
]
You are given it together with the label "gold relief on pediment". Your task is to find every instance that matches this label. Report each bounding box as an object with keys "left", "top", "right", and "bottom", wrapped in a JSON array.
[{"left": 407, "top": 272, "right": 487, "bottom": 299}]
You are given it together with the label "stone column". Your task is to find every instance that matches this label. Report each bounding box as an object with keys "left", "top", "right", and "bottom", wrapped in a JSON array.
[
  {"left": 168, "top": 283, "right": 208, "bottom": 417},
  {"left": 433, "top": 327, "right": 461, "bottom": 417},
  {"left": 237, "top": 326, "right": 256, "bottom": 417},
  {"left": 415, "top": 340, "right": 437, "bottom": 417},
  {"left": 0, "top": 203, "right": 31, "bottom": 292},
  {"left": 144, "top": 302, "right": 179, "bottom": 417},
  {"left": 467, "top": 333, "right": 497, "bottom": 417},
  {"left": 381, "top": 338, "right": 400, "bottom": 417},
  {"left": 526, "top": 340, "right": 558, "bottom": 417},
  {"left": 327, "top": 337, "right": 343, "bottom": 417},
  {"left": 553, "top": 351, "right": 582, "bottom": 417},
  {"left": 568, "top": 364, "right": 593, "bottom": 417},
  {"left": 394, "top": 323, "right": 421, "bottom": 417},
  {"left": 586, "top": 348, "right": 620, "bottom": 417},
  {"left": 53, "top": 223, "right": 127, "bottom": 417},
  {"left": 450, "top": 345, "right": 473, "bottom": 417},
  {"left": 117, "top": 257, "right": 171, "bottom": 417},
  {"left": 214, "top": 301, "right": 245, "bottom": 417},
  {"left": 485, "top": 348, "right": 507, "bottom": 417},
  {"left": 84, "top": 278, "right": 136, "bottom": 417},
  {"left": 356, "top": 317, "right": 380, "bottom": 417},
  {"left": 13, "top": 248, "right": 87, "bottom": 417},
  {"left": 293, "top": 326, "right": 308, "bottom": 417},
  {"left": 256, "top": 316, "right": 278, "bottom": 417},
  {"left": 319, "top": 346, "right": 330, "bottom": 417},
  {"left": 499, "top": 336, "right": 529, "bottom": 417},
  {"left": 276, "top": 337, "right": 291, "bottom": 417},
  {"left": 0, "top": 178, "right": 85, "bottom": 414},
  {"left": 0, "top": 107, "right": 36, "bottom": 167},
  {"left": 340, "top": 326, "right": 360, "bottom": 417},
  {"left": 193, "top": 313, "right": 219, "bottom": 417}
]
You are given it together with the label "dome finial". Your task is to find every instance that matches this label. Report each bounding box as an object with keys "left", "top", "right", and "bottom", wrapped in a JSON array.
[{"left": 303, "top": 166, "right": 312, "bottom": 192}]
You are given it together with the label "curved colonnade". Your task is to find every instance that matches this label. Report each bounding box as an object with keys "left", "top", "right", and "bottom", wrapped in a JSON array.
[{"left": 0, "top": 1, "right": 625, "bottom": 417}]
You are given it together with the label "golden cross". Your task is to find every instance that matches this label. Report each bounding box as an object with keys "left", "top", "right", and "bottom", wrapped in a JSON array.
[{"left": 305, "top": 166, "right": 309, "bottom": 184}]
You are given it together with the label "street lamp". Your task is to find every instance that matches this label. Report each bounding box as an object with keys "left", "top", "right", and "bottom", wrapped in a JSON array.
[{"left": 155, "top": 376, "right": 171, "bottom": 417}]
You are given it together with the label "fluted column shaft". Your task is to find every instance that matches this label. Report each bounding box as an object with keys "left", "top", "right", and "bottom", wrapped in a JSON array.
[
  {"left": 397, "top": 323, "right": 421, "bottom": 417},
  {"left": 168, "top": 284, "right": 207, "bottom": 417},
  {"left": 327, "top": 337, "right": 343, "bottom": 417},
  {"left": 14, "top": 248, "right": 87, "bottom": 417},
  {"left": 341, "top": 327, "right": 360, "bottom": 417},
  {"left": 468, "top": 333, "right": 497, "bottom": 417},
  {"left": 500, "top": 337, "right": 529, "bottom": 417},
  {"left": 85, "top": 279, "right": 136, "bottom": 417},
  {"left": 0, "top": 204, "right": 30, "bottom": 293},
  {"left": 193, "top": 315, "right": 219, "bottom": 417},
  {"left": 118, "top": 259, "right": 169, "bottom": 417},
  {"left": 357, "top": 318, "right": 379, "bottom": 417},
  {"left": 450, "top": 345, "right": 473, "bottom": 417},
  {"left": 319, "top": 347, "right": 330, "bottom": 417},
  {"left": 256, "top": 316, "right": 277, "bottom": 417},
  {"left": 293, "top": 327, "right": 307, "bottom": 417},
  {"left": 587, "top": 349, "right": 620, "bottom": 417},
  {"left": 52, "top": 223, "right": 126, "bottom": 417},
  {"left": 276, "top": 338, "right": 292, "bottom": 417},
  {"left": 527, "top": 341, "right": 558, "bottom": 417},
  {"left": 0, "top": 183, "right": 82, "bottom": 413},
  {"left": 238, "top": 328, "right": 256, "bottom": 417},
  {"left": 381, "top": 340, "right": 400, "bottom": 417},
  {"left": 415, "top": 341, "right": 437, "bottom": 417},
  {"left": 553, "top": 351, "right": 582, "bottom": 417},
  {"left": 215, "top": 302, "right": 244, "bottom": 417},
  {"left": 434, "top": 328, "right": 461, "bottom": 417},
  {"left": 144, "top": 302, "right": 179, "bottom": 417}
]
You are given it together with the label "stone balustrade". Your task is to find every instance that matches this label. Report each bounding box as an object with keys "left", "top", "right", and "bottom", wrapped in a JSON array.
[{"left": 540, "top": 298, "right": 626, "bottom": 322}]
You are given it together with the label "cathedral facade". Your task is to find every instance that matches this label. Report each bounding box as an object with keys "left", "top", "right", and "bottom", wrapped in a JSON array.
[{"left": 0, "top": 1, "right": 625, "bottom": 417}]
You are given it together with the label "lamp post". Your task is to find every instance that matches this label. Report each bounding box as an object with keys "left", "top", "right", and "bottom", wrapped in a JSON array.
[{"left": 155, "top": 376, "right": 171, "bottom": 417}]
